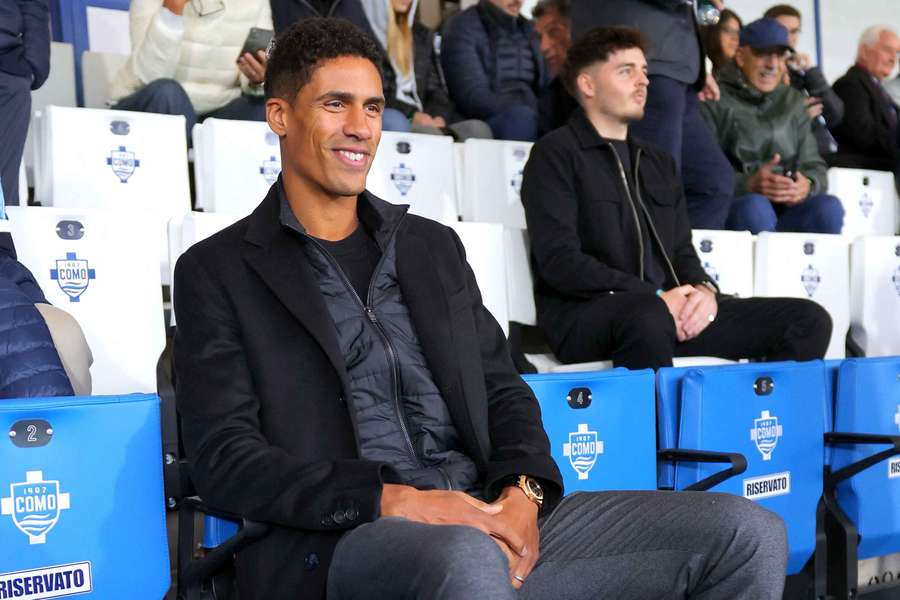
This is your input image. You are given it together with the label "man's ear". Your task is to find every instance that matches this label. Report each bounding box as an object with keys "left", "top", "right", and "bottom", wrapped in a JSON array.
[
  {"left": 734, "top": 47, "right": 747, "bottom": 69},
  {"left": 575, "top": 71, "right": 594, "bottom": 100},
  {"left": 266, "top": 98, "right": 290, "bottom": 137}
]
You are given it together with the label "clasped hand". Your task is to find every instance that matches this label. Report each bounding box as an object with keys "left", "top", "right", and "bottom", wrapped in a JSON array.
[{"left": 380, "top": 484, "right": 539, "bottom": 589}]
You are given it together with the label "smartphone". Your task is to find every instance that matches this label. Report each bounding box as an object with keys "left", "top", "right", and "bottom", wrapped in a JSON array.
[{"left": 238, "top": 27, "right": 274, "bottom": 61}]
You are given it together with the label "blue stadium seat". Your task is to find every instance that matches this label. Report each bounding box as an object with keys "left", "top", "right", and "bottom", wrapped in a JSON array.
[
  {"left": 666, "top": 361, "right": 828, "bottom": 579},
  {"left": 0, "top": 394, "right": 170, "bottom": 598},
  {"left": 824, "top": 357, "right": 900, "bottom": 598}
]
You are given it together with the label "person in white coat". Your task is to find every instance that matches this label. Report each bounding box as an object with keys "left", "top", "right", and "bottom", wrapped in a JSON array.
[{"left": 109, "top": 0, "right": 272, "bottom": 137}]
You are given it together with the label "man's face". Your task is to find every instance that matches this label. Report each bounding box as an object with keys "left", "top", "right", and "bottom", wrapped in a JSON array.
[
  {"left": 735, "top": 46, "right": 786, "bottom": 93},
  {"left": 489, "top": 0, "right": 522, "bottom": 17},
  {"left": 579, "top": 47, "right": 649, "bottom": 123},
  {"left": 773, "top": 14, "right": 801, "bottom": 49},
  {"left": 534, "top": 9, "right": 571, "bottom": 78},
  {"left": 268, "top": 56, "right": 384, "bottom": 200},
  {"left": 860, "top": 30, "right": 900, "bottom": 80}
]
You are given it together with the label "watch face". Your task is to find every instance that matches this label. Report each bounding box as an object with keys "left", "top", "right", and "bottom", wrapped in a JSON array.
[{"left": 526, "top": 478, "right": 544, "bottom": 500}]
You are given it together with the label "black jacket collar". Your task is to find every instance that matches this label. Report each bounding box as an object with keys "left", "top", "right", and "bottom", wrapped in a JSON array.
[
  {"left": 478, "top": 0, "right": 524, "bottom": 33},
  {"left": 567, "top": 108, "right": 644, "bottom": 164}
]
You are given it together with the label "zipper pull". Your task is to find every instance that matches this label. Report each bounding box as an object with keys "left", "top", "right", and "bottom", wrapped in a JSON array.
[{"left": 365, "top": 307, "right": 378, "bottom": 323}]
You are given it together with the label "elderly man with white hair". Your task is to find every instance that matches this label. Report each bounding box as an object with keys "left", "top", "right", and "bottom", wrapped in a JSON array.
[{"left": 831, "top": 25, "right": 900, "bottom": 173}]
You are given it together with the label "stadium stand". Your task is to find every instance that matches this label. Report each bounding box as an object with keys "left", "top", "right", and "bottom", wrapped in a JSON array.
[
  {"left": 849, "top": 235, "right": 900, "bottom": 357},
  {"left": 460, "top": 138, "right": 531, "bottom": 228},
  {"left": 827, "top": 167, "right": 899, "bottom": 238}
]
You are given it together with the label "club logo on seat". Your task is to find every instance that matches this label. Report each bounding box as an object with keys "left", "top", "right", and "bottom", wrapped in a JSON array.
[
  {"left": 107, "top": 145, "right": 140, "bottom": 183},
  {"left": 509, "top": 170, "right": 523, "bottom": 197},
  {"left": 894, "top": 404, "right": 900, "bottom": 433},
  {"left": 859, "top": 191, "right": 873, "bottom": 217},
  {"left": 699, "top": 239, "right": 713, "bottom": 253},
  {"left": 892, "top": 265, "right": 900, "bottom": 297},
  {"left": 750, "top": 410, "right": 783, "bottom": 461},
  {"left": 390, "top": 163, "right": 415, "bottom": 196},
  {"left": 801, "top": 264, "right": 820, "bottom": 297},
  {"left": 702, "top": 261, "right": 720, "bottom": 284},
  {"left": 563, "top": 423, "right": 603, "bottom": 480},
  {"left": 259, "top": 155, "right": 281, "bottom": 185},
  {"left": 1, "top": 471, "right": 71, "bottom": 545},
  {"left": 508, "top": 147, "right": 528, "bottom": 199},
  {"left": 50, "top": 252, "right": 96, "bottom": 302}
]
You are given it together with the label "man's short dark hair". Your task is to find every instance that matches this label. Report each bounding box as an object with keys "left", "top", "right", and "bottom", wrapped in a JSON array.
[
  {"left": 763, "top": 4, "right": 801, "bottom": 20},
  {"left": 264, "top": 18, "right": 383, "bottom": 101},
  {"left": 560, "top": 26, "right": 648, "bottom": 97},
  {"left": 532, "top": 0, "right": 570, "bottom": 20}
]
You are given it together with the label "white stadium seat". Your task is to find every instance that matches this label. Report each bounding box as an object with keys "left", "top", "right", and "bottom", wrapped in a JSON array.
[
  {"left": 447, "top": 222, "right": 509, "bottom": 337},
  {"left": 81, "top": 50, "right": 129, "bottom": 109},
  {"left": 754, "top": 232, "right": 850, "bottom": 359},
  {"left": 192, "top": 118, "right": 281, "bottom": 214},
  {"left": 460, "top": 139, "right": 532, "bottom": 228},
  {"left": 849, "top": 235, "right": 900, "bottom": 356},
  {"left": 33, "top": 105, "right": 191, "bottom": 285},
  {"left": 5, "top": 206, "right": 165, "bottom": 395},
  {"left": 453, "top": 142, "right": 465, "bottom": 217},
  {"left": 827, "top": 167, "right": 898, "bottom": 238},
  {"left": 18, "top": 159, "right": 27, "bottom": 205},
  {"left": 691, "top": 229, "right": 754, "bottom": 298},
  {"left": 366, "top": 131, "right": 458, "bottom": 222}
]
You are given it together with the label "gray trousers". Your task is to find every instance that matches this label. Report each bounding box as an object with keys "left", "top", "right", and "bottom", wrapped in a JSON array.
[{"left": 327, "top": 491, "right": 788, "bottom": 599}]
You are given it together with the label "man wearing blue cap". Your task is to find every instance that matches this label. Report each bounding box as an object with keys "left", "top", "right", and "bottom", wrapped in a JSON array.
[{"left": 702, "top": 18, "right": 844, "bottom": 233}]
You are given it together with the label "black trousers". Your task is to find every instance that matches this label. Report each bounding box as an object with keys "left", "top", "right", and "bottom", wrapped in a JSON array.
[
  {"left": 555, "top": 293, "right": 833, "bottom": 371},
  {"left": 0, "top": 71, "right": 30, "bottom": 208}
]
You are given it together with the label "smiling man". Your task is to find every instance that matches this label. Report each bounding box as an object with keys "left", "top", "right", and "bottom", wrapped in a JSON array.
[
  {"left": 175, "top": 18, "right": 789, "bottom": 600},
  {"left": 702, "top": 18, "right": 843, "bottom": 233}
]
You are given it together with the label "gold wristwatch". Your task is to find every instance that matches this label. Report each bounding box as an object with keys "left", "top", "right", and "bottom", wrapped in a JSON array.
[{"left": 517, "top": 475, "right": 544, "bottom": 508}]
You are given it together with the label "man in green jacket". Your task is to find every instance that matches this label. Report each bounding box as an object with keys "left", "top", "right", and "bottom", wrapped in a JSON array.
[{"left": 702, "top": 18, "right": 843, "bottom": 233}]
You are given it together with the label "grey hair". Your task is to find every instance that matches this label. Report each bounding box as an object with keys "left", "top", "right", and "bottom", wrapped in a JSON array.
[{"left": 859, "top": 25, "right": 897, "bottom": 48}]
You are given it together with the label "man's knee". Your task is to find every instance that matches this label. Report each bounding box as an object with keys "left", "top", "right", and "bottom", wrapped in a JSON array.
[
  {"left": 728, "top": 194, "right": 777, "bottom": 233},
  {"left": 787, "top": 299, "right": 833, "bottom": 359},
  {"left": 488, "top": 105, "right": 537, "bottom": 141},
  {"left": 807, "top": 194, "right": 845, "bottom": 234},
  {"left": 142, "top": 78, "right": 192, "bottom": 112},
  {"left": 706, "top": 493, "right": 788, "bottom": 565},
  {"left": 424, "top": 524, "right": 507, "bottom": 574}
]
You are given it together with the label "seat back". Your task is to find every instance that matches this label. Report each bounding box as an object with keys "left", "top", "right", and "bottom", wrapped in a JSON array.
[
  {"left": 80, "top": 51, "right": 128, "bottom": 109},
  {"left": 0, "top": 394, "right": 170, "bottom": 597},
  {"left": 366, "top": 132, "right": 458, "bottom": 222},
  {"left": 827, "top": 168, "right": 898, "bottom": 238},
  {"left": 447, "top": 222, "right": 509, "bottom": 337},
  {"left": 691, "top": 229, "right": 754, "bottom": 298},
  {"left": 504, "top": 227, "right": 537, "bottom": 326},
  {"left": 673, "top": 361, "right": 827, "bottom": 573},
  {"left": 192, "top": 118, "right": 280, "bottom": 214},
  {"left": 849, "top": 236, "right": 900, "bottom": 356},
  {"left": 460, "top": 139, "right": 532, "bottom": 228},
  {"left": 6, "top": 206, "right": 166, "bottom": 395},
  {"left": 523, "top": 369, "right": 657, "bottom": 493},
  {"left": 754, "top": 232, "right": 849, "bottom": 359},
  {"left": 832, "top": 357, "right": 900, "bottom": 559}
]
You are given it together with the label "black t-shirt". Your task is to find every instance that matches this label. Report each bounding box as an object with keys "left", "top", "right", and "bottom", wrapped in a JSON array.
[
  {"left": 315, "top": 224, "right": 382, "bottom": 302},
  {"left": 608, "top": 139, "right": 667, "bottom": 288}
]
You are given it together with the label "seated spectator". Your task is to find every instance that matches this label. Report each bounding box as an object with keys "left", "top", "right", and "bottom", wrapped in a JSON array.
[
  {"left": 522, "top": 26, "right": 831, "bottom": 371},
  {"left": 764, "top": 4, "right": 842, "bottom": 156},
  {"left": 175, "top": 18, "right": 789, "bottom": 599},
  {"left": 571, "top": 0, "right": 736, "bottom": 231},
  {"left": 533, "top": 0, "right": 578, "bottom": 137},
  {"left": 1, "top": 0, "right": 49, "bottom": 206},
  {"left": 702, "top": 8, "right": 742, "bottom": 74},
  {"left": 703, "top": 19, "right": 843, "bottom": 234},
  {"left": 360, "top": 0, "right": 491, "bottom": 139},
  {"left": 109, "top": 0, "right": 272, "bottom": 139},
  {"left": 441, "top": 0, "right": 546, "bottom": 141},
  {"left": 831, "top": 26, "right": 900, "bottom": 174},
  {"left": 271, "top": 0, "right": 373, "bottom": 37}
]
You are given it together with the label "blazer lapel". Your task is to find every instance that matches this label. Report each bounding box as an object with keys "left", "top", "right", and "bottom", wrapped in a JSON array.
[
  {"left": 396, "top": 229, "right": 486, "bottom": 460},
  {"left": 241, "top": 188, "right": 352, "bottom": 399}
]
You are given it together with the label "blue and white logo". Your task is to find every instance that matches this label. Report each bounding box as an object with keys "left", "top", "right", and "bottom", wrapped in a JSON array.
[
  {"left": 50, "top": 252, "right": 96, "bottom": 303},
  {"left": 750, "top": 410, "right": 783, "bottom": 461},
  {"left": 107, "top": 145, "right": 140, "bottom": 183},
  {"left": 859, "top": 191, "right": 874, "bottom": 217},
  {"left": 702, "top": 261, "right": 720, "bottom": 284},
  {"left": 801, "top": 264, "right": 820, "bottom": 298},
  {"left": 390, "top": 163, "right": 416, "bottom": 196},
  {"left": 509, "top": 169, "right": 523, "bottom": 197},
  {"left": 892, "top": 265, "right": 900, "bottom": 297},
  {"left": 1, "top": 471, "right": 71, "bottom": 545},
  {"left": 894, "top": 404, "right": 900, "bottom": 433},
  {"left": 259, "top": 155, "right": 281, "bottom": 185},
  {"left": 264, "top": 131, "right": 279, "bottom": 146},
  {"left": 563, "top": 423, "right": 603, "bottom": 480}
]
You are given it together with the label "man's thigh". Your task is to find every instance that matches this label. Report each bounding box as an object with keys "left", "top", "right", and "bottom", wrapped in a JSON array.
[{"left": 327, "top": 517, "right": 513, "bottom": 600}]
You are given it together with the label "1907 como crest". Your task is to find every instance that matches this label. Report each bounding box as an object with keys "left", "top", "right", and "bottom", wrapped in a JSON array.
[
  {"left": 563, "top": 423, "right": 603, "bottom": 480},
  {"left": 750, "top": 410, "right": 783, "bottom": 461},
  {"left": 50, "top": 252, "right": 96, "bottom": 303},
  {"left": 1, "top": 471, "right": 71, "bottom": 545}
]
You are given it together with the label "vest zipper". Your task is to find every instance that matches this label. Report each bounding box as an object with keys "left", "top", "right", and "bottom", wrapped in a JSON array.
[
  {"left": 306, "top": 224, "right": 423, "bottom": 471},
  {"left": 632, "top": 150, "right": 681, "bottom": 287},
  {"left": 608, "top": 144, "right": 644, "bottom": 280}
]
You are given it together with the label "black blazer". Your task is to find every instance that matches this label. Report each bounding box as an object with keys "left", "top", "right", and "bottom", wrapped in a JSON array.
[
  {"left": 521, "top": 109, "right": 710, "bottom": 352},
  {"left": 173, "top": 185, "right": 562, "bottom": 600},
  {"left": 831, "top": 65, "right": 899, "bottom": 171}
]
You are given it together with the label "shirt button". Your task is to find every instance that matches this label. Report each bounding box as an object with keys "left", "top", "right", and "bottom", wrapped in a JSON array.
[
  {"left": 305, "top": 553, "right": 319, "bottom": 570},
  {"left": 321, "top": 514, "right": 334, "bottom": 526},
  {"left": 345, "top": 507, "right": 359, "bottom": 521},
  {"left": 332, "top": 510, "right": 346, "bottom": 525}
]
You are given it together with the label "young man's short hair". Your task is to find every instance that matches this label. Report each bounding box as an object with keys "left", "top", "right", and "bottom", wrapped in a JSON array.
[
  {"left": 264, "top": 17, "right": 384, "bottom": 102},
  {"left": 560, "top": 26, "right": 648, "bottom": 97},
  {"left": 763, "top": 4, "right": 801, "bottom": 20},
  {"left": 532, "top": 0, "right": 570, "bottom": 20}
]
